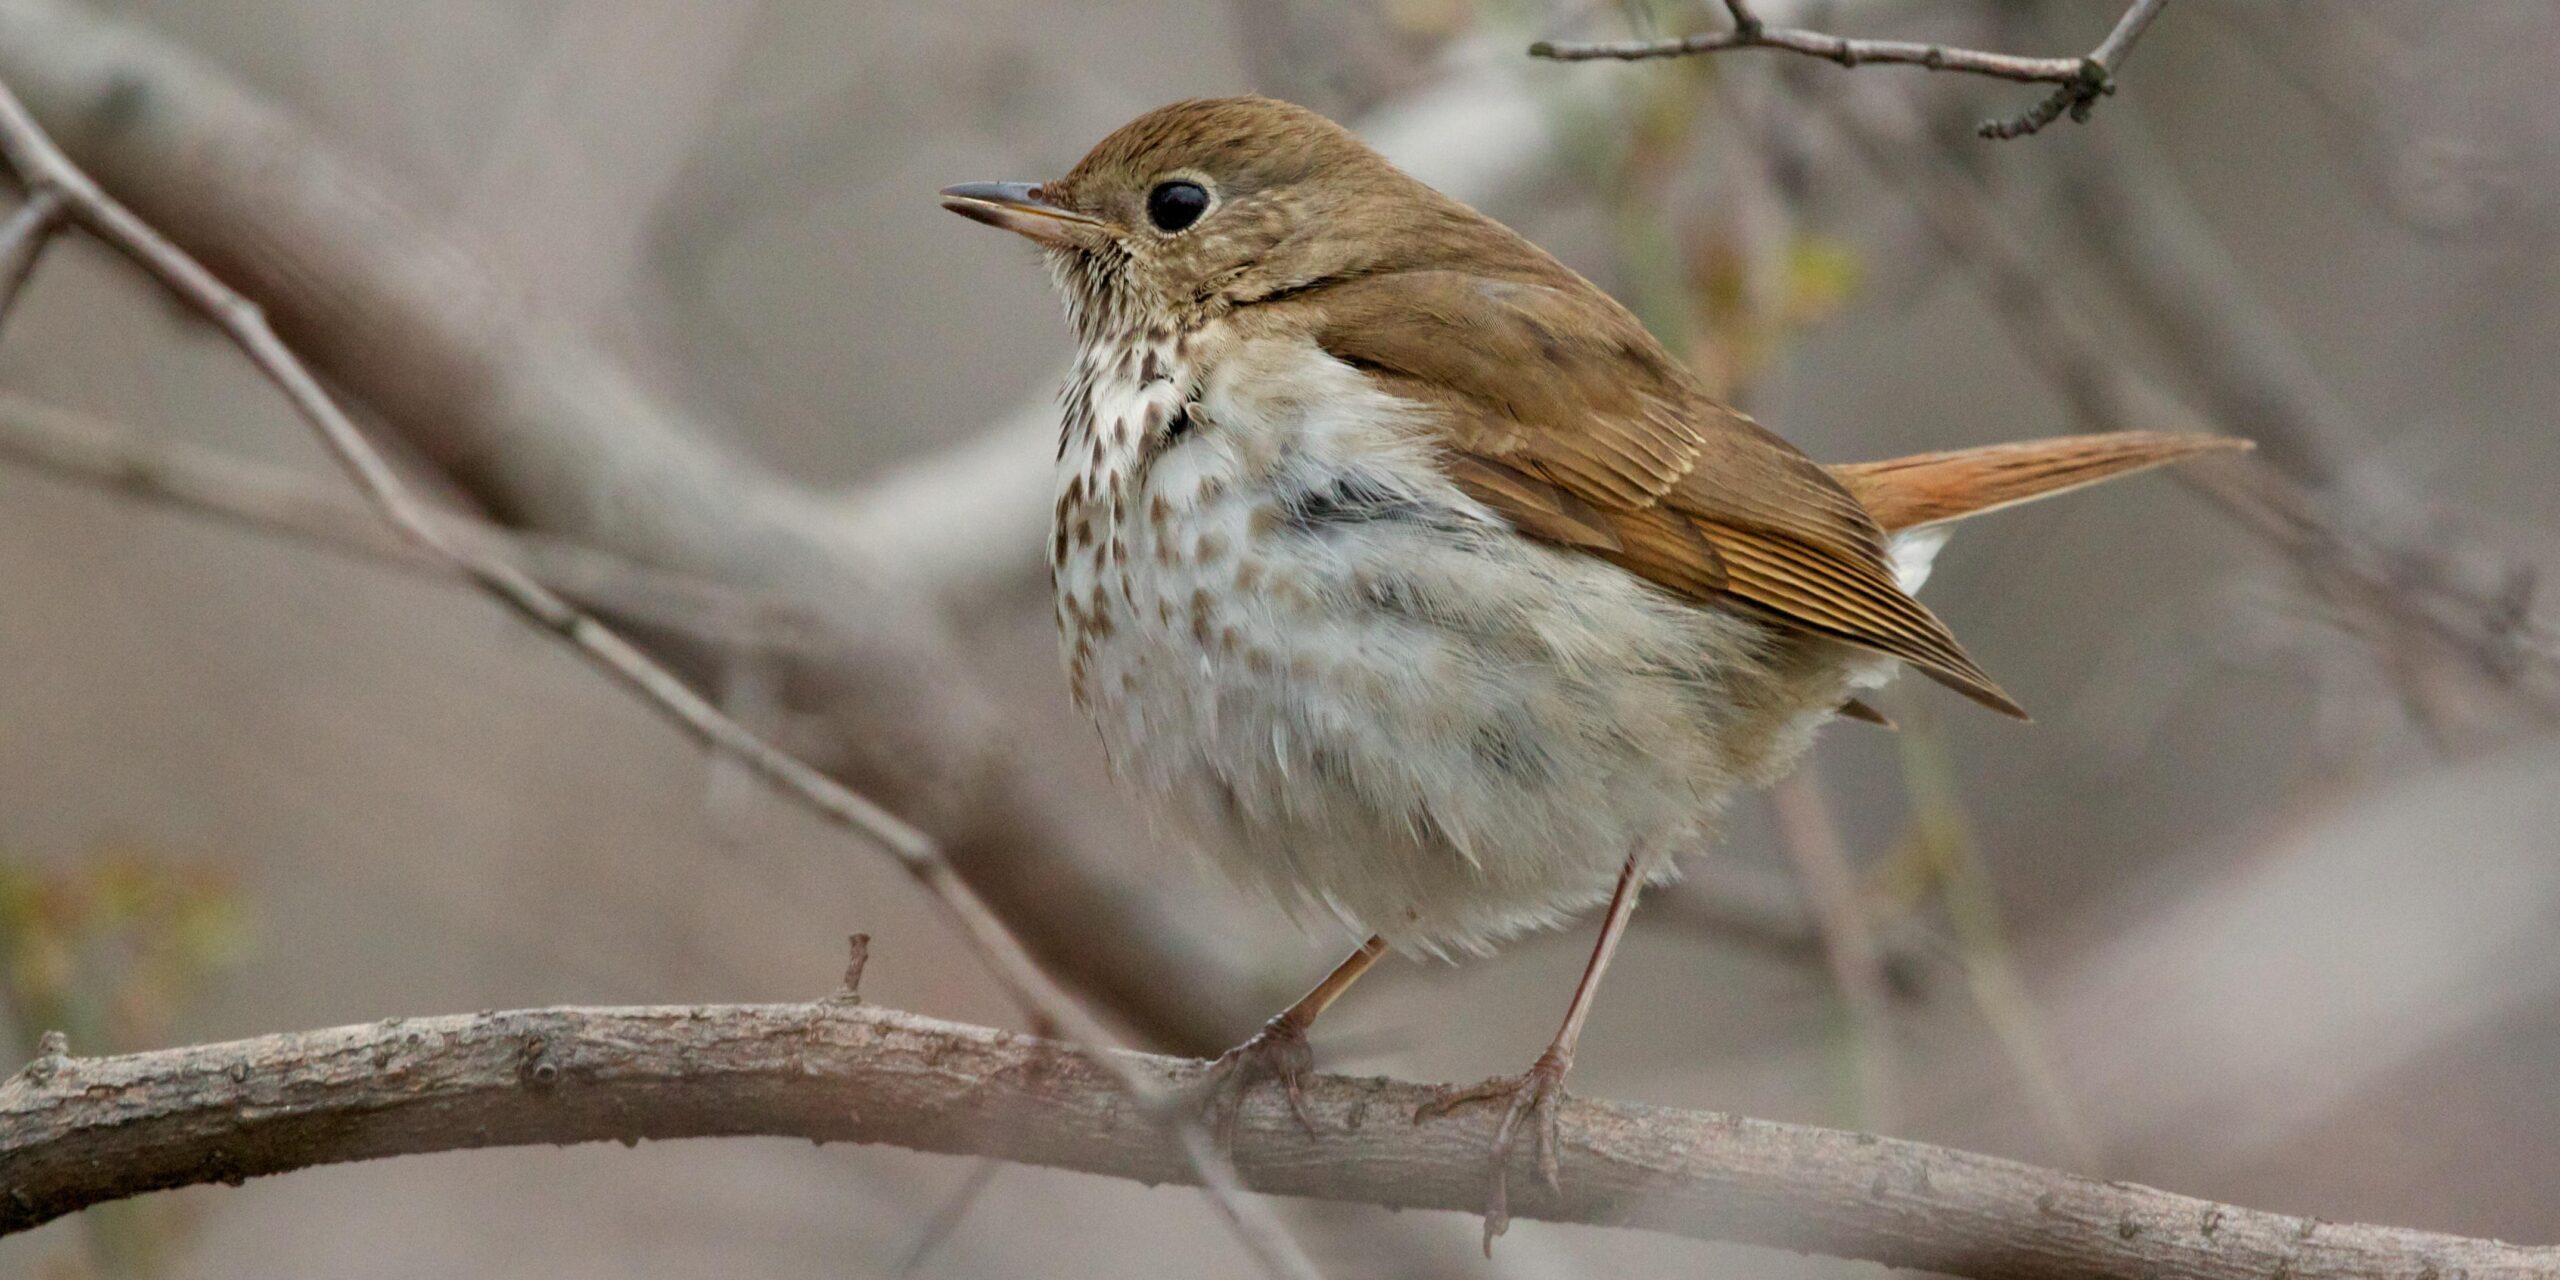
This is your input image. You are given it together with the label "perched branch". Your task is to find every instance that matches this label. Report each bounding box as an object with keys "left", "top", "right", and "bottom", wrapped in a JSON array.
[
  {"left": 1530, "top": 0, "right": 2170, "bottom": 139},
  {"left": 0, "top": 30, "right": 1320, "bottom": 1280},
  {"left": 5, "top": 1002, "right": 2552, "bottom": 1279}
]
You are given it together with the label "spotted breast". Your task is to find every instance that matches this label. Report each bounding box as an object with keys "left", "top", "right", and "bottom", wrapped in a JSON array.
[{"left": 1048, "top": 318, "right": 1855, "bottom": 957}]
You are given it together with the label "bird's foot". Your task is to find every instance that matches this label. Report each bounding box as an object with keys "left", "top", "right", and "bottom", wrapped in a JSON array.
[
  {"left": 1196, "top": 1013, "right": 1319, "bottom": 1148},
  {"left": 1413, "top": 1046, "right": 1571, "bottom": 1254}
]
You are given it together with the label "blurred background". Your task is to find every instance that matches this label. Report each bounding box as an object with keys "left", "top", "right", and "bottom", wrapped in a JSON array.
[{"left": 1, "top": 0, "right": 2556, "bottom": 1275}]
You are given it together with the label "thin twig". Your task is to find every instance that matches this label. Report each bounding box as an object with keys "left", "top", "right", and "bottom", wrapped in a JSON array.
[
  {"left": 896, "top": 1158, "right": 1003, "bottom": 1278},
  {"left": 1531, "top": 23, "right": 2089, "bottom": 78},
  {"left": 0, "top": 393, "right": 871, "bottom": 657},
  {"left": 1529, "top": 0, "right": 2170, "bottom": 140},
  {"left": 0, "top": 180, "right": 61, "bottom": 331},
  {"left": 6, "top": 999, "right": 2554, "bottom": 1279},
  {"left": 1768, "top": 766, "right": 1901, "bottom": 1130},
  {"left": 1978, "top": 0, "right": 2170, "bottom": 139},
  {"left": 1647, "top": 861, "right": 1931, "bottom": 994},
  {"left": 1892, "top": 710, "right": 2104, "bottom": 1171},
  {"left": 0, "top": 72, "right": 1321, "bottom": 1280}
]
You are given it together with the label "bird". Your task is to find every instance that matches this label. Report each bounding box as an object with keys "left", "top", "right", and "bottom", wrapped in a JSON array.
[{"left": 941, "top": 95, "right": 2242, "bottom": 1245}]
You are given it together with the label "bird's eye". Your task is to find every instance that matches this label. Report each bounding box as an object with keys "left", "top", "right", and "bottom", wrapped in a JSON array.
[{"left": 1146, "top": 180, "right": 1210, "bottom": 233}]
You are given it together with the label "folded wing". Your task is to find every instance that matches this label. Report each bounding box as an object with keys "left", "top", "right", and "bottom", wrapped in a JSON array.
[{"left": 1289, "top": 267, "right": 2025, "bottom": 718}]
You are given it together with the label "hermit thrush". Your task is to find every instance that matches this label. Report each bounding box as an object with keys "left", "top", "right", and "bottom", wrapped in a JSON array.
[{"left": 943, "top": 96, "right": 2239, "bottom": 1244}]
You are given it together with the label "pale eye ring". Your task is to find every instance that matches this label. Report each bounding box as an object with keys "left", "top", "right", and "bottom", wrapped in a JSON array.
[{"left": 1146, "top": 180, "right": 1210, "bottom": 233}]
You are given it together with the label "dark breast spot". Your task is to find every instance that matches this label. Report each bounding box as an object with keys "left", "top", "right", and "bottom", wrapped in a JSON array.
[
  {"left": 1276, "top": 471, "right": 1480, "bottom": 537},
  {"left": 1278, "top": 473, "right": 1411, "bottom": 531},
  {"left": 1471, "top": 719, "right": 1552, "bottom": 783}
]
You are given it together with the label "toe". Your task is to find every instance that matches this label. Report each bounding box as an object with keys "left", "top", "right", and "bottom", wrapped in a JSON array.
[
  {"left": 1530, "top": 1082, "right": 1564, "bottom": 1191},
  {"left": 1197, "top": 1020, "right": 1321, "bottom": 1145},
  {"left": 1277, "top": 1073, "right": 1318, "bottom": 1138},
  {"left": 1415, "top": 1074, "right": 1511, "bottom": 1122},
  {"left": 1421, "top": 1063, "right": 1575, "bottom": 1251}
]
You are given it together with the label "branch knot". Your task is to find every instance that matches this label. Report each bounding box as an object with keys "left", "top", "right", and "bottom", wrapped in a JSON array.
[{"left": 17, "top": 1029, "right": 70, "bottom": 1084}]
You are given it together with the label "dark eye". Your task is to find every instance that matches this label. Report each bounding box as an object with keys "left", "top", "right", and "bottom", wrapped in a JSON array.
[{"left": 1146, "top": 180, "right": 1210, "bottom": 232}]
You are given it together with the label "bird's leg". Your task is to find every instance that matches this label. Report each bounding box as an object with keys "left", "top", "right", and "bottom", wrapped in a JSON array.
[
  {"left": 1198, "top": 934, "right": 1386, "bottom": 1145},
  {"left": 1417, "top": 854, "right": 1646, "bottom": 1253}
]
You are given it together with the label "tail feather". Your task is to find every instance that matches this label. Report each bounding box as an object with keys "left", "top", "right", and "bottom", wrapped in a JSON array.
[{"left": 1831, "top": 431, "right": 2249, "bottom": 535}]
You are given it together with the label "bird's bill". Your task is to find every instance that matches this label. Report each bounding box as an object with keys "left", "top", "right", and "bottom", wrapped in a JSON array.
[{"left": 938, "top": 181, "right": 1098, "bottom": 246}]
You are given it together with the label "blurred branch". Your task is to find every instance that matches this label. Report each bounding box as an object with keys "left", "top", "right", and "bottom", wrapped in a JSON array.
[
  {"left": 1890, "top": 709, "right": 2103, "bottom": 1171},
  {"left": 1768, "top": 767, "right": 1901, "bottom": 1128},
  {"left": 0, "top": 57, "right": 1087, "bottom": 1052},
  {"left": 0, "top": 27, "right": 1320, "bottom": 1280},
  {"left": 8, "top": 1002, "right": 2555, "bottom": 1279},
  {"left": 0, "top": 0, "right": 1290, "bottom": 1056},
  {"left": 0, "top": 393, "right": 859, "bottom": 657},
  {"left": 450, "top": 0, "right": 756, "bottom": 325},
  {"left": 1793, "top": 76, "right": 2560, "bottom": 746},
  {"left": 1531, "top": 0, "right": 2169, "bottom": 139},
  {"left": 2048, "top": 114, "right": 2355, "bottom": 487},
  {"left": 2046, "top": 113, "right": 2560, "bottom": 746},
  {"left": 1648, "top": 862, "right": 1928, "bottom": 996},
  {"left": 0, "top": 178, "right": 58, "bottom": 325}
]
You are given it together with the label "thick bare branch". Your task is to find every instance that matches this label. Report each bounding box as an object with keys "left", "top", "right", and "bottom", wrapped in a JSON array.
[
  {"left": 4, "top": 1002, "right": 2551, "bottom": 1279},
  {"left": 1531, "top": 0, "right": 2170, "bottom": 140}
]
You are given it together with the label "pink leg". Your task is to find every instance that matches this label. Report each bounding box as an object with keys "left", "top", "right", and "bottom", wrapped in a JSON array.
[
  {"left": 1417, "top": 854, "right": 1647, "bottom": 1253},
  {"left": 1198, "top": 935, "right": 1386, "bottom": 1145}
]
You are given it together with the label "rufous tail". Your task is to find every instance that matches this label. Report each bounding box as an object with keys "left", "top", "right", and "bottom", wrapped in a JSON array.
[{"left": 1830, "top": 431, "right": 2250, "bottom": 535}]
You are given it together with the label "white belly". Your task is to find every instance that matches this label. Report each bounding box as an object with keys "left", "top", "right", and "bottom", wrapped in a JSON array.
[{"left": 1052, "top": 336, "right": 1850, "bottom": 956}]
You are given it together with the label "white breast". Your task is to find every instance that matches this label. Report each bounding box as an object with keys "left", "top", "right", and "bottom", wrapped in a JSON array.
[{"left": 1051, "top": 331, "right": 1852, "bottom": 956}]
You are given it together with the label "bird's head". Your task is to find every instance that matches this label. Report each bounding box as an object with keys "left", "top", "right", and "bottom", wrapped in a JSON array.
[{"left": 941, "top": 96, "right": 1515, "bottom": 342}]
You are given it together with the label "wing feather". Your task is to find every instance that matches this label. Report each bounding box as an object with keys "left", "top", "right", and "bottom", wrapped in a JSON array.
[{"left": 1275, "top": 266, "right": 2025, "bottom": 717}]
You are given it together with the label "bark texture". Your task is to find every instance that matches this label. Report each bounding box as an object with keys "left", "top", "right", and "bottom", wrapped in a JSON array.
[{"left": 5, "top": 1003, "right": 2553, "bottom": 1280}]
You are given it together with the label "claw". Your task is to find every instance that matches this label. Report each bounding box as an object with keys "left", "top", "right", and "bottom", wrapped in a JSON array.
[
  {"left": 1412, "top": 1048, "right": 1572, "bottom": 1254},
  {"left": 1196, "top": 1015, "right": 1320, "bottom": 1148}
]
